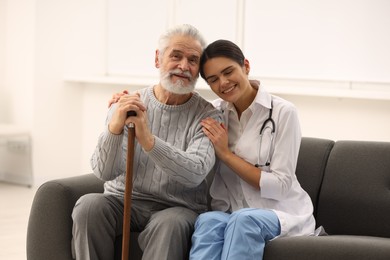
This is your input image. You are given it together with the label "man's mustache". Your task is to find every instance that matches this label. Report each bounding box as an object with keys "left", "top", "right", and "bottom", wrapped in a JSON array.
[{"left": 169, "top": 69, "right": 193, "bottom": 81}]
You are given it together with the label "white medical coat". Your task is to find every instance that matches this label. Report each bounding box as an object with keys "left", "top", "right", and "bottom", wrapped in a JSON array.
[{"left": 209, "top": 81, "right": 315, "bottom": 237}]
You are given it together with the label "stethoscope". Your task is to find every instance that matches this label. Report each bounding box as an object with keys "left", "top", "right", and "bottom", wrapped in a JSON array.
[{"left": 255, "top": 100, "right": 275, "bottom": 168}]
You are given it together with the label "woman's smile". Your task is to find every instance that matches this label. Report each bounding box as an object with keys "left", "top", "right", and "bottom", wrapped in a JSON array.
[{"left": 222, "top": 84, "right": 237, "bottom": 94}]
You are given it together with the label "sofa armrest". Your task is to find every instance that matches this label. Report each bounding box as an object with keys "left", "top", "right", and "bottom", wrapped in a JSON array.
[{"left": 27, "top": 174, "right": 104, "bottom": 260}]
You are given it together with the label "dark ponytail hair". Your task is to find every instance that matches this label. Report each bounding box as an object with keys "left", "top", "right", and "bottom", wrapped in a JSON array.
[{"left": 199, "top": 39, "right": 245, "bottom": 80}]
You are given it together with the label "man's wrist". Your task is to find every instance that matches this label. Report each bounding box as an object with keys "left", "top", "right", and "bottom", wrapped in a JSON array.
[
  {"left": 108, "top": 123, "right": 123, "bottom": 135},
  {"left": 143, "top": 135, "right": 155, "bottom": 152}
]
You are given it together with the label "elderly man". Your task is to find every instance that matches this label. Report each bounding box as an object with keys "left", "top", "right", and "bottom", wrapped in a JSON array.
[{"left": 71, "top": 24, "right": 221, "bottom": 260}]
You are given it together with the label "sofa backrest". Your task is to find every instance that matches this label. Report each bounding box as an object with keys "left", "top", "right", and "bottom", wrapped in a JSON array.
[
  {"left": 316, "top": 140, "right": 390, "bottom": 238},
  {"left": 295, "top": 137, "right": 334, "bottom": 219}
]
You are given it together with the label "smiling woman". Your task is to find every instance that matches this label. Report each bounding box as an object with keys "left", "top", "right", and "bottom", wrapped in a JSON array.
[{"left": 190, "top": 39, "right": 315, "bottom": 260}]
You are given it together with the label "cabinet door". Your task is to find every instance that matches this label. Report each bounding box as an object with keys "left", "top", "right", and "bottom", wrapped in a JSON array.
[
  {"left": 174, "top": 0, "right": 238, "bottom": 44},
  {"left": 244, "top": 0, "right": 390, "bottom": 82},
  {"left": 107, "top": 0, "right": 168, "bottom": 77},
  {"left": 0, "top": 134, "right": 33, "bottom": 186}
]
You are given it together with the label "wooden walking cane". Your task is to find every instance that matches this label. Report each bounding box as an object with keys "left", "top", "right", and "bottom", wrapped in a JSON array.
[{"left": 122, "top": 111, "right": 136, "bottom": 260}]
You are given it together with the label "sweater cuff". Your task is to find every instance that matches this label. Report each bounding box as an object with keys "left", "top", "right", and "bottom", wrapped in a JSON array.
[
  {"left": 101, "top": 127, "right": 124, "bottom": 148},
  {"left": 146, "top": 136, "right": 167, "bottom": 159}
]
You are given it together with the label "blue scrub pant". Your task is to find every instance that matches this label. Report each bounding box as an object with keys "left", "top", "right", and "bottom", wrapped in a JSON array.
[{"left": 190, "top": 208, "right": 281, "bottom": 260}]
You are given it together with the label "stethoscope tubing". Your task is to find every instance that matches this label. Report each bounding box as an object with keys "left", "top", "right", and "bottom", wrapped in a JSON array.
[{"left": 257, "top": 100, "right": 275, "bottom": 167}]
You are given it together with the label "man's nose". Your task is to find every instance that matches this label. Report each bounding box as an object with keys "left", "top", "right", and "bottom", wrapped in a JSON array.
[{"left": 178, "top": 59, "right": 189, "bottom": 71}]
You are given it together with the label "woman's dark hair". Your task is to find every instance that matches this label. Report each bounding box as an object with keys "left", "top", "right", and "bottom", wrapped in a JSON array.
[{"left": 199, "top": 39, "right": 245, "bottom": 80}]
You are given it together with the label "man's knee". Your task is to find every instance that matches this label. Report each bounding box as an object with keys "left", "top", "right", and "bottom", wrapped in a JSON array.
[
  {"left": 72, "top": 193, "right": 110, "bottom": 224},
  {"left": 152, "top": 207, "right": 198, "bottom": 231},
  {"left": 138, "top": 207, "right": 197, "bottom": 255}
]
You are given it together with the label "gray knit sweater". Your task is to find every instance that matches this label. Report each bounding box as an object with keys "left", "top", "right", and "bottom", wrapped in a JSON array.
[{"left": 91, "top": 86, "right": 222, "bottom": 213}]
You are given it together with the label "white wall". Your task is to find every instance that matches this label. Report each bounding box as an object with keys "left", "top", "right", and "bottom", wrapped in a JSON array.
[
  {"left": 1, "top": 0, "right": 390, "bottom": 187},
  {"left": 279, "top": 94, "right": 390, "bottom": 142},
  {"left": 0, "top": 0, "right": 6, "bottom": 123},
  {"left": 3, "top": 0, "right": 35, "bottom": 128},
  {"left": 1, "top": 0, "right": 107, "bottom": 185}
]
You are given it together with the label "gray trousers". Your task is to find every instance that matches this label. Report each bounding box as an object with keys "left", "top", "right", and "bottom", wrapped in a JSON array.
[{"left": 71, "top": 193, "right": 198, "bottom": 260}]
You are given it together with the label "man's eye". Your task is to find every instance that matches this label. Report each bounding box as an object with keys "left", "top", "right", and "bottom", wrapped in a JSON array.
[{"left": 171, "top": 53, "right": 181, "bottom": 60}]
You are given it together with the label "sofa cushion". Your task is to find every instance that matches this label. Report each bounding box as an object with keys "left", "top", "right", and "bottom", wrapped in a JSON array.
[
  {"left": 316, "top": 140, "right": 390, "bottom": 237},
  {"left": 295, "top": 137, "right": 334, "bottom": 218}
]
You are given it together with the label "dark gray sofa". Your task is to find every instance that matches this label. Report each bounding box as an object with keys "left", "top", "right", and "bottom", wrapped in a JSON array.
[{"left": 27, "top": 137, "right": 390, "bottom": 259}]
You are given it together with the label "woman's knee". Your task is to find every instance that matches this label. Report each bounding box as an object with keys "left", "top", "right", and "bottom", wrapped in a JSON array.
[
  {"left": 195, "top": 211, "right": 229, "bottom": 228},
  {"left": 230, "top": 208, "right": 273, "bottom": 226},
  {"left": 228, "top": 208, "right": 280, "bottom": 236}
]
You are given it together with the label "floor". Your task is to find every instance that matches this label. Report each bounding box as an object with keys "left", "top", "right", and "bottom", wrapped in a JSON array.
[{"left": 0, "top": 182, "right": 37, "bottom": 260}]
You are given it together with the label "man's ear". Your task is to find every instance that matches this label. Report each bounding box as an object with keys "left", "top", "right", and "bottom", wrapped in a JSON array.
[{"left": 155, "top": 50, "right": 160, "bottom": 68}]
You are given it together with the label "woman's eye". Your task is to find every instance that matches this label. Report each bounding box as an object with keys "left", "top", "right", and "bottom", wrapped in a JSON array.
[
  {"left": 224, "top": 70, "right": 233, "bottom": 75},
  {"left": 208, "top": 78, "right": 218, "bottom": 84}
]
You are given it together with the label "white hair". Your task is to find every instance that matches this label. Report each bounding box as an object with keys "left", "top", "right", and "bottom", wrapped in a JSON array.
[{"left": 157, "top": 24, "right": 207, "bottom": 60}]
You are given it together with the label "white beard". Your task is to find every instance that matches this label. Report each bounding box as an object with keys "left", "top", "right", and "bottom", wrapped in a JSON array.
[{"left": 160, "top": 69, "right": 197, "bottom": 94}]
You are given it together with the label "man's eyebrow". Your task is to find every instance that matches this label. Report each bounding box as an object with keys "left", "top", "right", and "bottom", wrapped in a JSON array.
[
  {"left": 169, "top": 49, "right": 182, "bottom": 55},
  {"left": 169, "top": 49, "right": 199, "bottom": 57},
  {"left": 189, "top": 55, "right": 200, "bottom": 61}
]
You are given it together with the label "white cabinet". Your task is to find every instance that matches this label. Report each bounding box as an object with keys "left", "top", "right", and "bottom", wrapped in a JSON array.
[
  {"left": 0, "top": 125, "right": 33, "bottom": 187},
  {"left": 244, "top": 0, "right": 390, "bottom": 82}
]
